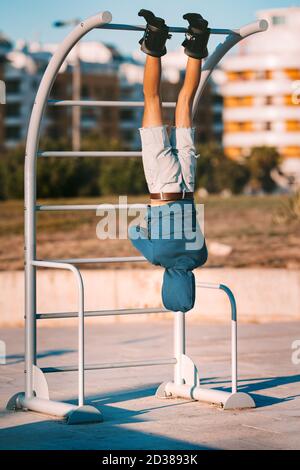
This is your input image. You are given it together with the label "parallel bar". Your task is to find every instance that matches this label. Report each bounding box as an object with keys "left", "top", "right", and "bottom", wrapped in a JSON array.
[
  {"left": 38, "top": 151, "right": 142, "bottom": 158},
  {"left": 41, "top": 358, "right": 177, "bottom": 373},
  {"left": 174, "top": 312, "right": 185, "bottom": 386},
  {"left": 31, "top": 260, "right": 85, "bottom": 406},
  {"left": 36, "top": 203, "right": 147, "bottom": 211},
  {"left": 197, "top": 282, "right": 221, "bottom": 290},
  {"left": 220, "top": 284, "right": 238, "bottom": 394},
  {"left": 37, "top": 306, "right": 168, "bottom": 320},
  {"left": 40, "top": 256, "right": 146, "bottom": 264},
  {"left": 48, "top": 100, "right": 176, "bottom": 107},
  {"left": 96, "top": 23, "right": 236, "bottom": 35}
]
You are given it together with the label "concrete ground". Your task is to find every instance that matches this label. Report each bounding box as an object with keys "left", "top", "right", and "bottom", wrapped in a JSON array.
[{"left": 0, "top": 320, "right": 300, "bottom": 450}]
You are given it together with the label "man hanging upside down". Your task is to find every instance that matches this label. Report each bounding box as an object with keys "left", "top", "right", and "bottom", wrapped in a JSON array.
[{"left": 128, "top": 10, "right": 209, "bottom": 313}]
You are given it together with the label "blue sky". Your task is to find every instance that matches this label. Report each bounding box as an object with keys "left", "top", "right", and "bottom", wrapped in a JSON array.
[{"left": 1, "top": 0, "right": 295, "bottom": 54}]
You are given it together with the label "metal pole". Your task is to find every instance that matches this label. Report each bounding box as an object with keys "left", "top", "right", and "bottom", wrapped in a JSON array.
[
  {"left": 72, "top": 42, "right": 81, "bottom": 151},
  {"left": 219, "top": 285, "right": 237, "bottom": 394},
  {"left": 78, "top": 269, "right": 84, "bottom": 406},
  {"left": 192, "top": 19, "right": 268, "bottom": 118},
  {"left": 23, "top": 10, "right": 112, "bottom": 401},
  {"left": 32, "top": 261, "right": 85, "bottom": 405},
  {"left": 174, "top": 312, "right": 185, "bottom": 385}
]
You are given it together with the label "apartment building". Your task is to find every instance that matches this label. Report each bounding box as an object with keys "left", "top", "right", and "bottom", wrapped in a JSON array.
[
  {"left": 220, "top": 6, "right": 300, "bottom": 181},
  {"left": 0, "top": 37, "right": 221, "bottom": 151}
]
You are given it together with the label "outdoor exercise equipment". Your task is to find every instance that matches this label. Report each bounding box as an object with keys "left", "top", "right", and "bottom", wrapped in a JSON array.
[{"left": 7, "top": 11, "right": 268, "bottom": 424}]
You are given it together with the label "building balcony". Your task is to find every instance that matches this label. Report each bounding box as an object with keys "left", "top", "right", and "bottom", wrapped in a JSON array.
[
  {"left": 222, "top": 53, "right": 300, "bottom": 72},
  {"left": 221, "top": 80, "right": 295, "bottom": 97},
  {"left": 224, "top": 106, "right": 300, "bottom": 121},
  {"left": 223, "top": 131, "right": 300, "bottom": 147}
]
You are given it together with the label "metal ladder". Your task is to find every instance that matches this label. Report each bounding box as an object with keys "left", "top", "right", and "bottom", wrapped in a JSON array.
[{"left": 7, "top": 11, "right": 267, "bottom": 424}]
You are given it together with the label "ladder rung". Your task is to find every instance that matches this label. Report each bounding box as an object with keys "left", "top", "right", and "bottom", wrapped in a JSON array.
[
  {"left": 41, "top": 357, "right": 177, "bottom": 373},
  {"left": 95, "top": 23, "right": 235, "bottom": 35},
  {"left": 38, "top": 151, "right": 142, "bottom": 157},
  {"left": 48, "top": 100, "right": 176, "bottom": 108},
  {"left": 39, "top": 256, "right": 146, "bottom": 264},
  {"left": 36, "top": 203, "right": 147, "bottom": 211},
  {"left": 37, "top": 306, "right": 168, "bottom": 320}
]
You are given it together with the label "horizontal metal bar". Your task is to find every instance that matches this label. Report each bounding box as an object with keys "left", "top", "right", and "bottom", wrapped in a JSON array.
[
  {"left": 41, "top": 357, "right": 177, "bottom": 373},
  {"left": 19, "top": 396, "right": 78, "bottom": 417},
  {"left": 39, "top": 256, "right": 146, "bottom": 264},
  {"left": 96, "top": 23, "right": 237, "bottom": 35},
  {"left": 196, "top": 282, "right": 221, "bottom": 290},
  {"left": 36, "top": 203, "right": 147, "bottom": 211},
  {"left": 38, "top": 151, "right": 142, "bottom": 158},
  {"left": 48, "top": 100, "right": 176, "bottom": 108},
  {"left": 37, "top": 306, "right": 168, "bottom": 319}
]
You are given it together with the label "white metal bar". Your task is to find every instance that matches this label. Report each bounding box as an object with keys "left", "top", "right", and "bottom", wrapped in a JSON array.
[
  {"left": 37, "top": 306, "right": 168, "bottom": 319},
  {"left": 20, "top": 396, "right": 78, "bottom": 417},
  {"left": 41, "top": 256, "right": 146, "bottom": 264},
  {"left": 192, "top": 19, "right": 268, "bottom": 118},
  {"left": 196, "top": 282, "right": 238, "bottom": 394},
  {"left": 165, "top": 382, "right": 232, "bottom": 405},
  {"left": 38, "top": 151, "right": 142, "bottom": 157},
  {"left": 163, "top": 382, "right": 255, "bottom": 409},
  {"left": 23, "top": 10, "right": 112, "bottom": 404},
  {"left": 219, "top": 284, "right": 238, "bottom": 394},
  {"left": 96, "top": 23, "right": 238, "bottom": 35},
  {"left": 48, "top": 100, "right": 176, "bottom": 108},
  {"left": 32, "top": 260, "right": 85, "bottom": 406},
  {"left": 197, "top": 282, "right": 221, "bottom": 290},
  {"left": 41, "top": 358, "right": 177, "bottom": 373},
  {"left": 36, "top": 203, "right": 147, "bottom": 211},
  {"left": 232, "top": 319, "right": 237, "bottom": 394},
  {"left": 174, "top": 312, "right": 185, "bottom": 386}
]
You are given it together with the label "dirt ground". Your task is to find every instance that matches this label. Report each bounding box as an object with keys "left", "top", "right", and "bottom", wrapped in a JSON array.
[{"left": 0, "top": 194, "right": 299, "bottom": 271}]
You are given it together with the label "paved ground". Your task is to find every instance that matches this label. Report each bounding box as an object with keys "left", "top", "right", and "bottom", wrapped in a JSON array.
[{"left": 0, "top": 321, "right": 300, "bottom": 450}]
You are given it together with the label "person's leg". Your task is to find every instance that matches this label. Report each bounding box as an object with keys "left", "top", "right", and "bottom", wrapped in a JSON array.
[
  {"left": 175, "top": 56, "right": 202, "bottom": 128},
  {"left": 140, "top": 55, "right": 182, "bottom": 194},
  {"left": 142, "top": 55, "right": 163, "bottom": 128},
  {"left": 169, "top": 57, "right": 202, "bottom": 192}
]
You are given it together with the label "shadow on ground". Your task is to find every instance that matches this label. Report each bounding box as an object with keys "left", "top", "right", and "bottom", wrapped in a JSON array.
[
  {"left": 0, "top": 383, "right": 213, "bottom": 450},
  {"left": 200, "top": 374, "right": 300, "bottom": 407},
  {"left": 3, "top": 349, "right": 75, "bottom": 365}
]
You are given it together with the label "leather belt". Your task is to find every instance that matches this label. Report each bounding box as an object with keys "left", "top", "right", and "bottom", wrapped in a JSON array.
[{"left": 150, "top": 192, "right": 194, "bottom": 201}]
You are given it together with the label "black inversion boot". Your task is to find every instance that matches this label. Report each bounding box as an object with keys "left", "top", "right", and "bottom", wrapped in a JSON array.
[
  {"left": 138, "top": 9, "right": 171, "bottom": 57},
  {"left": 182, "top": 13, "right": 210, "bottom": 59}
]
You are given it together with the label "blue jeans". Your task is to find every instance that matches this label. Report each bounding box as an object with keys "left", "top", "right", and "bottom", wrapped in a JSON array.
[{"left": 129, "top": 201, "right": 208, "bottom": 313}]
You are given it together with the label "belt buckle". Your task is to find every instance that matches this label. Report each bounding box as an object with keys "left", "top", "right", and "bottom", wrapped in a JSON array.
[
  {"left": 182, "top": 190, "right": 186, "bottom": 200},
  {"left": 160, "top": 191, "right": 164, "bottom": 201}
]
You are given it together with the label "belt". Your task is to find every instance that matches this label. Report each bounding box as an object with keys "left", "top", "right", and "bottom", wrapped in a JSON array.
[{"left": 150, "top": 191, "right": 194, "bottom": 201}]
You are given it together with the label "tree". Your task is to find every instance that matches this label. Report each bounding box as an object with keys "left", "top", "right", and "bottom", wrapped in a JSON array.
[
  {"left": 246, "top": 146, "right": 280, "bottom": 193},
  {"left": 196, "top": 143, "right": 249, "bottom": 194}
]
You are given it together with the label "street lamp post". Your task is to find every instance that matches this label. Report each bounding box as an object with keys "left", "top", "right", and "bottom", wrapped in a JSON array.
[{"left": 53, "top": 19, "right": 81, "bottom": 151}]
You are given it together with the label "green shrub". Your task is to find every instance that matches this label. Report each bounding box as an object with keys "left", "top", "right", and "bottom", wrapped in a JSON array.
[
  {"left": 196, "top": 143, "right": 249, "bottom": 194},
  {"left": 245, "top": 146, "right": 280, "bottom": 193}
]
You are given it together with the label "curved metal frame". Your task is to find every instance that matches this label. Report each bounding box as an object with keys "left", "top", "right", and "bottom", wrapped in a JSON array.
[{"left": 7, "top": 10, "right": 267, "bottom": 423}]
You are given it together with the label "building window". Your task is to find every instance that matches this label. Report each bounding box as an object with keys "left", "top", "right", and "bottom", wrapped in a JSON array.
[
  {"left": 213, "top": 112, "right": 222, "bottom": 124},
  {"left": 121, "top": 87, "right": 133, "bottom": 99},
  {"left": 6, "top": 103, "right": 21, "bottom": 117},
  {"left": 265, "top": 96, "right": 273, "bottom": 106},
  {"left": 265, "top": 122, "right": 272, "bottom": 131},
  {"left": 120, "top": 109, "right": 135, "bottom": 121},
  {"left": 272, "top": 16, "right": 286, "bottom": 26},
  {"left": 214, "top": 94, "right": 223, "bottom": 105},
  {"left": 286, "top": 120, "right": 300, "bottom": 132},
  {"left": 284, "top": 69, "right": 300, "bottom": 80},
  {"left": 121, "top": 129, "right": 134, "bottom": 142},
  {"left": 6, "top": 79, "right": 21, "bottom": 93},
  {"left": 81, "top": 84, "right": 89, "bottom": 98},
  {"left": 5, "top": 126, "right": 21, "bottom": 139}
]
